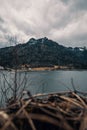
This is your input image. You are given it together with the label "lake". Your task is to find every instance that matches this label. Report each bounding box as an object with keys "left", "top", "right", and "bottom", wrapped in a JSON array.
[
  {"left": 0, "top": 70, "right": 87, "bottom": 97},
  {"left": 26, "top": 70, "right": 87, "bottom": 94}
]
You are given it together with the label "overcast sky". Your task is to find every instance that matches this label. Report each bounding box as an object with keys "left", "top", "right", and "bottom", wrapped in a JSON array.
[{"left": 0, "top": 0, "right": 87, "bottom": 48}]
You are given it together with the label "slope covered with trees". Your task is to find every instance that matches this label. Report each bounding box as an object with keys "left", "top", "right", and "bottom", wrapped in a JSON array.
[{"left": 0, "top": 37, "right": 87, "bottom": 69}]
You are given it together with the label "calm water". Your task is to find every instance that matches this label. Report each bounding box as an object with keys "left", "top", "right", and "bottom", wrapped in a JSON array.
[
  {"left": 0, "top": 70, "right": 87, "bottom": 97},
  {"left": 26, "top": 70, "right": 87, "bottom": 94}
]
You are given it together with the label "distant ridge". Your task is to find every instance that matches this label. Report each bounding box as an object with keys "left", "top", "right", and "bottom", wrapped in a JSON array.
[{"left": 0, "top": 37, "right": 87, "bottom": 69}]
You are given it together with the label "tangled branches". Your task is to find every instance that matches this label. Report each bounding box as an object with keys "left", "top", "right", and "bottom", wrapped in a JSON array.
[{"left": 0, "top": 91, "right": 87, "bottom": 130}]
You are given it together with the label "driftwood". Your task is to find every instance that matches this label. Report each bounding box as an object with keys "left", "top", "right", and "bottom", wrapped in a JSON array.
[{"left": 0, "top": 91, "right": 87, "bottom": 130}]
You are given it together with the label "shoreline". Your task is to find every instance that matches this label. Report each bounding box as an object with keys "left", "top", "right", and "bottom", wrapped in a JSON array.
[{"left": 0, "top": 67, "right": 87, "bottom": 72}]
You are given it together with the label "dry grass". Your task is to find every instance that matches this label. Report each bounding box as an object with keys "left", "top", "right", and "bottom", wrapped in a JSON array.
[{"left": 0, "top": 91, "right": 87, "bottom": 130}]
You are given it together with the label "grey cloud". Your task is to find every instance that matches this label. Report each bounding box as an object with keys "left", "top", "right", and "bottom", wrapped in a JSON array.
[
  {"left": 0, "top": 0, "right": 87, "bottom": 47},
  {"left": 0, "top": 42, "right": 8, "bottom": 48},
  {"left": 0, "top": 17, "right": 8, "bottom": 33},
  {"left": 61, "top": 0, "right": 70, "bottom": 4},
  {"left": 0, "top": 25, "right": 7, "bottom": 33},
  {"left": 10, "top": 19, "right": 35, "bottom": 35},
  {"left": 73, "top": 0, "right": 87, "bottom": 11},
  {"left": 0, "top": 17, "right": 4, "bottom": 23}
]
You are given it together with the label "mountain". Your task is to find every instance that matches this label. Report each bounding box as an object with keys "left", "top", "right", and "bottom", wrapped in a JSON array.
[{"left": 0, "top": 37, "right": 87, "bottom": 69}]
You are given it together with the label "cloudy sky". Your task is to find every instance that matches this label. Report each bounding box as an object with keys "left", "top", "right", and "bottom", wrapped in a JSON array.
[{"left": 0, "top": 0, "right": 87, "bottom": 48}]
